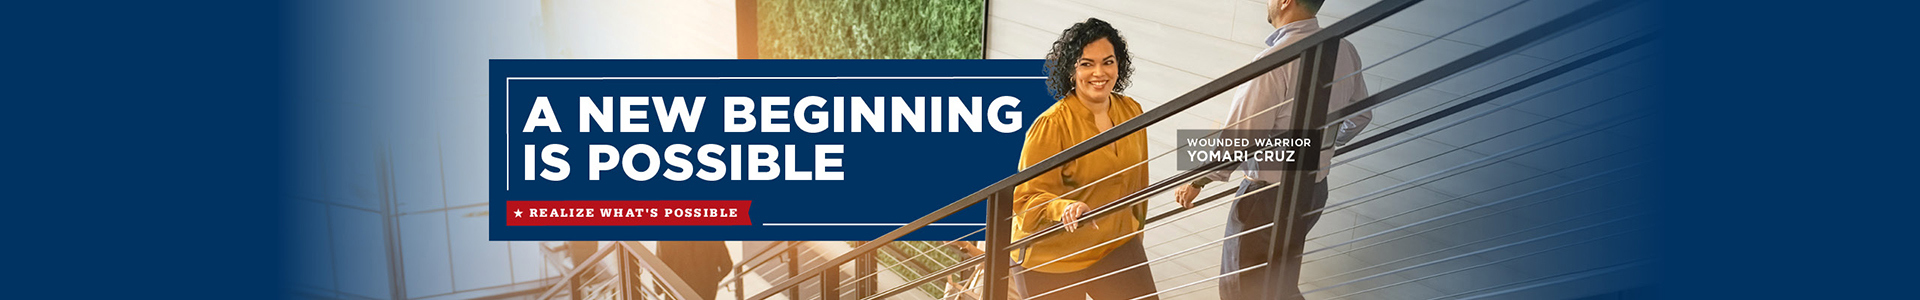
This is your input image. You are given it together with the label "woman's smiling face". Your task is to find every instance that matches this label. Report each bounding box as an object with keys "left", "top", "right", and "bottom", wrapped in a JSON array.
[{"left": 1074, "top": 38, "right": 1118, "bottom": 103}]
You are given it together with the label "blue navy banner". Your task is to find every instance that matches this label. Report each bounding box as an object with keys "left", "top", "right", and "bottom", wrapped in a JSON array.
[{"left": 489, "top": 60, "right": 1051, "bottom": 241}]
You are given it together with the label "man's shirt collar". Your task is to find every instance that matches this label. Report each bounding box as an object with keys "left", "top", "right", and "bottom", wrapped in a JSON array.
[{"left": 1265, "top": 18, "right": 1322, "bottom": 47}]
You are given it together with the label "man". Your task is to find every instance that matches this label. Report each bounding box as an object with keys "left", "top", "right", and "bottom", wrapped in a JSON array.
[{"left": 1171, "top": 0, "right": 1372, "bottom": 299}]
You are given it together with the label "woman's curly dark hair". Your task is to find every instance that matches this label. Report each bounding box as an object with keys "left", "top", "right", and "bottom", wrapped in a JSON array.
[{"left": 1044, "top": 18, "right": 1133, "bottom": 100}]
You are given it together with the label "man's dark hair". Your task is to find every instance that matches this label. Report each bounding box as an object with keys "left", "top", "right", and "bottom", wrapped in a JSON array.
[
  {"left": 1300, "top": 0, "right": 1324, "bottom": 14},
  {"left": 1044, "top": 18, "right": 1133, "bottom": 100}
]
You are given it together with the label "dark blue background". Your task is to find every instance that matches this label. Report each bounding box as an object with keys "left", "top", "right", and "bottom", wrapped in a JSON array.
[
  {"left": 1652, "top": 1, "right": 1918, "bottom": 299},
  {"left": 490, "top": 60, "right": 1053, "bottom": 241},
  {"left": 9, "top": 0, "right": 283, "bottom": 299},
  {"left": 13, "top": 0, "right": 1918, "bottom": 298}
]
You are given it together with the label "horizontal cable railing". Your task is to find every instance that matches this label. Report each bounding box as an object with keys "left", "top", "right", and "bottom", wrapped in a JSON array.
[
  {"left": 727, "top": 0, "right": 1654, "bottom": 299},
  {"left": 739, "top": 0, "right": 1423, "bottom": 299},
  {"left": 539, "top": 242, "right": 707, "bottom": 300}
]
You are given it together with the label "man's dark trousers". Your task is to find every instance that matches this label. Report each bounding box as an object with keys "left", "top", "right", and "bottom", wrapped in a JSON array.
[{"left": 1219, "top": 179, "right": 1330, "bottom": 300}]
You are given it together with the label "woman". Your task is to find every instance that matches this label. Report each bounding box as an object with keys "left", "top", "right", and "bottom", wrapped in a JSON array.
[{"left": 1010, "top": 18, "right": 1158, "bottom": 300}]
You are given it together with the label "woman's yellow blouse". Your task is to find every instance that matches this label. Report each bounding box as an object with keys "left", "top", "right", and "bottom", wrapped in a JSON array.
[{"left": 1011, "top": 93, "right": 1151, "bottom": 273}]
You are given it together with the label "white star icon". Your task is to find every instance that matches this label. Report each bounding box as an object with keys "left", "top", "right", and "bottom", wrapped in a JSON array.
[{"left": 514, "top": 210, "right": 523, "bottom": 217}]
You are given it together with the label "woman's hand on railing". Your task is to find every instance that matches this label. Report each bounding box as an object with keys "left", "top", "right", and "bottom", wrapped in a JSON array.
[
  {"left": 1174, "top": 184, "right": 1201, "bottom": 209},
  {"left": 1060, "top": 202, "right": 1098, "bottom": 232},
  {"left": 945, "top": 241, "right": 986, "bottom": 256}
]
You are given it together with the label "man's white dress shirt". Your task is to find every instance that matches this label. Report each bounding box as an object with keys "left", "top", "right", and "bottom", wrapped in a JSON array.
[{"left": 1204, "top": 18, "right": 1373, "bottom": 184}]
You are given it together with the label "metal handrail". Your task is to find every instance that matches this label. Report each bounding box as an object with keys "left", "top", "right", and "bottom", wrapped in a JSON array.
[
  {"left": 869, "top": 255, "right": 986, "bottom": 300},
  {"left": 1322, "top": 0, "right": 1637, "bottom": 131},
  {"left": 618, "top": 242, "right": 706, "bottom": 300},
  {"left": 1015, "top": 0, "right": 1644, "bottom": 251},
  {"left": 721, "top": 241, "right": 792, "bottom": 287},
  {"left": 743, "top": 1, "right": 1425, "bottom": 299},
  {"left": 537, "top": 242, "right": 707, "bottom": 300},
  {"left": 537, "top": 242, "right": 616, "bottom": 300},
  {"left": 743, "top": 0, "right": 1647, "bottom": 299},
  {"left": 1009, "top": 0, "right": 1652, "bottom": 253}
]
